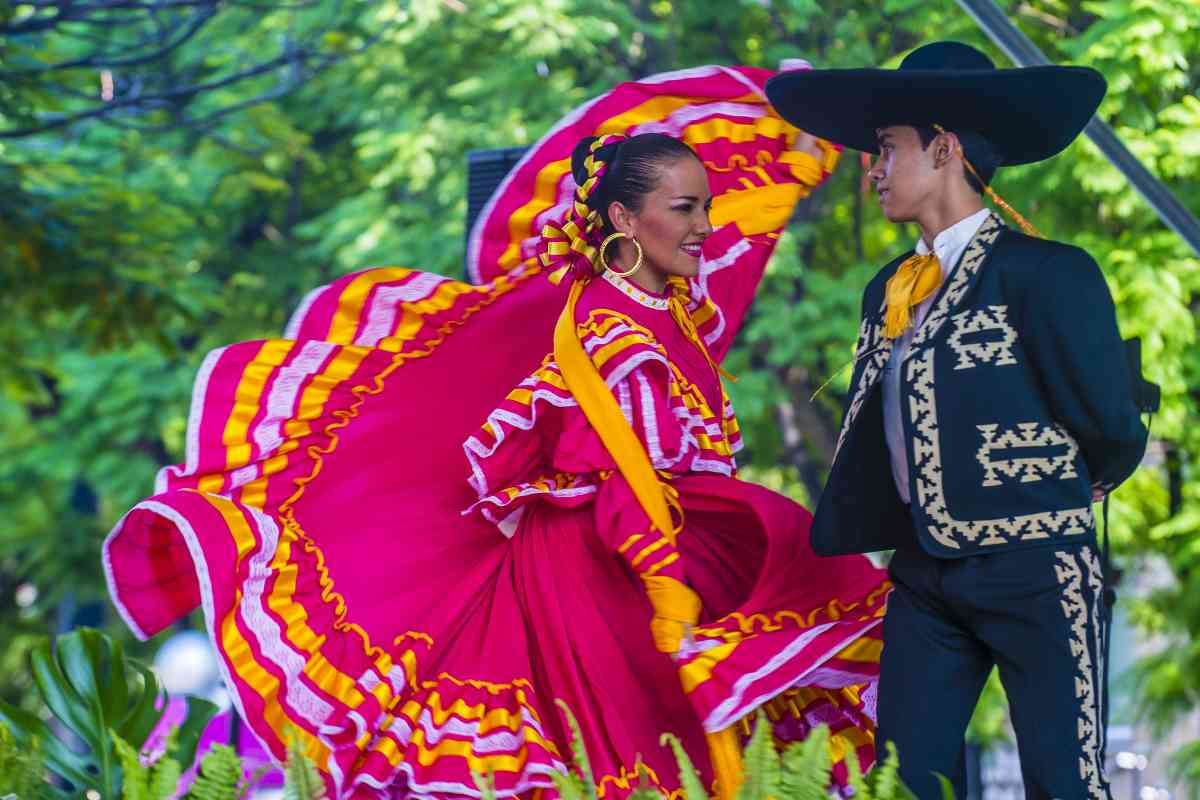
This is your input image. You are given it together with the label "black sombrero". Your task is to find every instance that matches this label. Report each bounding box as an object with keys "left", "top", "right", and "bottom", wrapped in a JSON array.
[{"left": 765, "top": 41, "right": 1105, "bottom": 166}]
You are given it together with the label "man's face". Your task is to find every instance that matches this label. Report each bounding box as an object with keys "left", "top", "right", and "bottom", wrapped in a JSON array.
[{"left": 867, "top": 125, "right": 939, "bottom": 223}]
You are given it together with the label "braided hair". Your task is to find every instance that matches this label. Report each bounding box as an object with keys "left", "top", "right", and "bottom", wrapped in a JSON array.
[{"left": 570, "top": 133, "right": 698, "bottom": 231}]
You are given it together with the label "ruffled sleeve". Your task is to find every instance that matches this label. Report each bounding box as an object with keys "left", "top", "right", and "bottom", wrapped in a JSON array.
[
  {"left": 462, "top": 309, "right": 739, "bottom": 536},
  {"left": 687, "top": 140, "right": 840, "bottom": 362}
]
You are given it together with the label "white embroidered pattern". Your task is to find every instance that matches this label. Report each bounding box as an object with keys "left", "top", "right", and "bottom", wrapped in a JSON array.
[
  {"left": 832, "top": 313, "right": 891, "bottom": 462},
  {"left": 1081, "top": 546, "right": 1110, "bottom": 792},
  {"left": 946, "top": 304, "right": 1018, "bottom": 370},
  {"left": 976, "top": 422, "right": 1081, "bottom": 487},
  {"left": 909, "top": 214, "right": 999, "bottom": 349},
  {"left": 905, "top": 215, "right": 1093, "bottom": 549},
  {"left": 600, "top": 270, "right": 669, "bottom": 310},
  {"left": 1054, "top": 549, "right": 1107, "bottom": 798}
]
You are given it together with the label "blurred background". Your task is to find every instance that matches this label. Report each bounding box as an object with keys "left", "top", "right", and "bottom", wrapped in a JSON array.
[{"left": 0, "top": 0, "right": 1196, "bottom": 797}]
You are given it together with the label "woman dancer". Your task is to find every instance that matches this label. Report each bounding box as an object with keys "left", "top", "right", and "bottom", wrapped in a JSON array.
[{"left": 105, "top": 70, "right": 890, "bottom": 800}]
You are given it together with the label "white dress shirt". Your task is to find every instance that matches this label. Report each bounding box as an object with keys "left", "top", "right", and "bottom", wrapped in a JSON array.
[{"left": 883, "top": 207, "right": 991, "bottom": 504}]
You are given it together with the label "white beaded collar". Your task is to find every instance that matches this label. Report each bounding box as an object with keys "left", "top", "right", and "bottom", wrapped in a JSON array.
[{"left": 600, "top": 270, "right": 669, "bottom": 310}]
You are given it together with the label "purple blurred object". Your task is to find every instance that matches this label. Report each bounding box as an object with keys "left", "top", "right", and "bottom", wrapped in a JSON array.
[{"left": 145, "top": 697, "right": 283, "bottom": 794}]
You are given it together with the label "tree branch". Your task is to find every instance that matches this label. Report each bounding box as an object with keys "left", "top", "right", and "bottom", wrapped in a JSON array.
[{"left": 0, "top": 0, "right": 398, "bottom": 138}]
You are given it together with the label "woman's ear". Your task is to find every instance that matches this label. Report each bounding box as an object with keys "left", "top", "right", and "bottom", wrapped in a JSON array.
[{"left": 607, "top": 201, "right": 635, "bottom": 236}]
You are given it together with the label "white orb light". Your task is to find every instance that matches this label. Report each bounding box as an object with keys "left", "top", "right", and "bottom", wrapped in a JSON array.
[{"left": 153, "top": 630, "right": 221, "bottom": 697}]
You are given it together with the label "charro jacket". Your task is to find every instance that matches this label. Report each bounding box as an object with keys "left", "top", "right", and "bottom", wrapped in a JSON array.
[{"left": 812, "top": 212, "right": 1148, "bottom": 558}]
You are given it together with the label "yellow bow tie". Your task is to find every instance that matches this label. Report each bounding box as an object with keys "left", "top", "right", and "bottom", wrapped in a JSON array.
[{"left": 884, "top": 252, "right": 942, "bottom": 338}]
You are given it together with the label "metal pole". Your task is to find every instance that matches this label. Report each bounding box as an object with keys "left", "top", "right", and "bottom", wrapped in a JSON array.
[{"left": 955, "top": 0, "right": 1200, "bottom": 258}]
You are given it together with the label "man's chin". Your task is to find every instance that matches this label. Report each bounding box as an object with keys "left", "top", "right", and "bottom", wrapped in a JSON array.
[{"left": 882, "top": 207, "right": 913, "bottom": 224}]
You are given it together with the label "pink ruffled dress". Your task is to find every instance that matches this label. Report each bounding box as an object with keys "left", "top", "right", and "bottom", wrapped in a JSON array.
[{"left": 103, "top": 64, "right": 891, "bottom": 799}]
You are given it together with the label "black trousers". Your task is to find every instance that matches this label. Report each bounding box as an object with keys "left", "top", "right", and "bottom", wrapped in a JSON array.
[{"left": 876, "top": 539, "right": 1112, "bottom": 800}]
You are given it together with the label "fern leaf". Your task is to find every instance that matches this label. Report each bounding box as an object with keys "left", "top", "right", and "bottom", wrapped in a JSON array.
[
  {"left": 553, "top": 700, "right": 599, "bottom": 800},
  {"left": 736, "top": 713, "right": 780, "bottom": 800},
  {"left": 658, "top": 733, "right": 709, "bottom": 800},
  {"left": 548, "top": 768, "right": 588, "bottom": 800},
  {"left": 238, "top": 763, "right": 272, "bottom": 798},
  {"left": 0, "top": 724, "right": 48, "bottom": 800},
  {"left": 282, "top": 733, "right": 326, "bottom": 800},
  {"left": 143, "top": 727, "right": 183, "bottom": 800},
  {"left": 186, "top": 744, "right": 242, "bottom": 800},
  {"left": 865, "top": 740, "right": 915, "bottom": 799},
  {"left": 842, "top": 745, "right": 870, "bottom": 800},
  {"left": 149, "top": 752, "right": 184, "bottom": 800},
  {"left": 779, "top": 723, "right": 831, "bottom": 800},
  {"left": 111, "top": 730, "right": 149, "bottom": 800},
  {"left": 934, "top": 772, "right": 958, "bottom": 800},
  {"left": 471, "top": 768, "right": 499, "bottom": 800}
]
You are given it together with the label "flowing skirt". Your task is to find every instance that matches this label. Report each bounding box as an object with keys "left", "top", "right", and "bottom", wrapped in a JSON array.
[{"left": 104, "top": 267, "right": 889, "bottom": 799}]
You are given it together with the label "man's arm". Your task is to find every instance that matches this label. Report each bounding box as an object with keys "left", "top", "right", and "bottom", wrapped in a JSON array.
[{"left": 1019, "top": 244, "right": 1148, "bottom": 490}]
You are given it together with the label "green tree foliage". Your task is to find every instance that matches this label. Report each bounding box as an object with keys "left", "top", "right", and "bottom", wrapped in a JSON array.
[{"left": 1, "top": 0, "right": 1196, "bottom": 787}]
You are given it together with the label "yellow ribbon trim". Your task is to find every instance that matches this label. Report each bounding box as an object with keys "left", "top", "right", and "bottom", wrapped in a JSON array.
[
  {"left": 883, "top": 252, "right": 942, "bottom": 338},
  {"left": 706, "top": 726, "right": 744, "bottom": 800},
  {"left": 553, "top": 279, "right": 678, "bottom": 543},
  {"left": 667, "top": 286, "right": 737, "bottom": 384},
  {"left": 554, "top": 278, "right": 745, "bottom": 794},
  {"left": 643, "top": 574, "right": 701, "bottom": 653}
]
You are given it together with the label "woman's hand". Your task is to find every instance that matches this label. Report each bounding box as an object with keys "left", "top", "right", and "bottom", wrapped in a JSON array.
[{"left": 791, "top": 129, "right": 825, "bottom": 162}]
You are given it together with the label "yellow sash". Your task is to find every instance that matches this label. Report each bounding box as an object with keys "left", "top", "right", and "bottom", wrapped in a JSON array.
[{"left": 552, "top": 277, "right": 743, "bottom": 799}]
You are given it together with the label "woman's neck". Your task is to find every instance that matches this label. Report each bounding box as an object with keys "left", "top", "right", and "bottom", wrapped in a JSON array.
[{"left": 624, "top": 268, "right": 667, "bottom": 295}]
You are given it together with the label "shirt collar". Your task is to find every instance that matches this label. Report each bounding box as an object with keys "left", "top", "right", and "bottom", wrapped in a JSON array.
[{"left": 914, "top": 207, "right": 992, "bottom": 264}]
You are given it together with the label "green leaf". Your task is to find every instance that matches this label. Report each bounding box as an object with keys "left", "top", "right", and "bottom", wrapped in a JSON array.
[
  {"left": 114, "top": 663, "right": 167, "bottom": 751},
  {"left": 934, "top": 772, "right": 958, "bottom": 800},
  {"left": 0, "top": 699, "right": 94, "bottom": 790},
  {"left": 281, "top": 732, "right": 326, "bottom": 800},
  {"left": 187, "top": 743, "right": 244, "bottom": 800},
  {"left": 471, "top": 768, "right": 499, "bottom": 800},
  {"left": 658, "top": 732, "right": 709, "bottom": 800},
  {"left": 112, "top": 730, "right": 149, "bottom": 800},
  {"left": 553, "top": 700, "right": 599, "bottom": 800},
  {"left": 779, "top": 723, "right": 831, "bottom": 800},
  {"left": 0, "top": 721, "right": 51, "bottom": 800},
  {"left": 29, "top": 640, "right": 96, "bottom": 748},
  {"left": 736, "top": 713, "right": 780, "bottom": 800},
  {"left": 169, "top": 695, "right": 221, "bottom": 772},
  {"left": 149, "top": 753, "right": 185, "bottom": 800}
]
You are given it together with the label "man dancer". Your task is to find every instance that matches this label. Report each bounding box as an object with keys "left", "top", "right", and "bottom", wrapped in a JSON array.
[{"left": 765, "top": 42, "right": 1148, "bottom": 798}]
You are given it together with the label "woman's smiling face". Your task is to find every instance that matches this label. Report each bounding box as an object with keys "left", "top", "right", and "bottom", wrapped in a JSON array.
[{"left": 607, "top": 154, "right": 714, "bottom": 281}]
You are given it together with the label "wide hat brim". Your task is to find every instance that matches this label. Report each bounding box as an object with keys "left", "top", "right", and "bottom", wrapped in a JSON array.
[{"left": 766, "top": 65, "right": 1105, "bottom": 166}]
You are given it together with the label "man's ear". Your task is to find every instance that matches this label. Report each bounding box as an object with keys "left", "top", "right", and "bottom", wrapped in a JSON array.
[
  {"left": 608, "top": 201, "right": 635, "bottom": 236},
  {"left": 934, "top": 131, "right": 958, "bottom": 169}
]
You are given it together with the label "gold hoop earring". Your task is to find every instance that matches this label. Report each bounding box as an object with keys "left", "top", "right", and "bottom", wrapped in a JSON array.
[{"left": 600, "top": 232, "right": 643, "bottom": 278}]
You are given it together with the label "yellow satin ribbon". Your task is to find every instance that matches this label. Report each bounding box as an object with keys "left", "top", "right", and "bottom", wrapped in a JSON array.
[
  {"left": 883, "top": 252, "right": 942, "bottom": 338},
  {"left": 706, "top": 726, "right": 744, "bottom": 800},
  {"left": 554, "top": 277, "right": 745, "bottom": 796},
  {"left": 553, "top": 279, "right": 678, "bottom": 543},
  {"left": 667, "top": 280, "right": 737, "bottom": 384},
  {"left": 643, "top": 574, "right": 702, "bottom": 653}
]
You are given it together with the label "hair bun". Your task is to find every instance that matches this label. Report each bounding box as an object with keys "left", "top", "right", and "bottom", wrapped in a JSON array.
[
  {"left": 570, "top": 135, "right": 625, "bottom": 185},
  {"left": 570, "top": 136, "right": 601, "bottom": 185}
]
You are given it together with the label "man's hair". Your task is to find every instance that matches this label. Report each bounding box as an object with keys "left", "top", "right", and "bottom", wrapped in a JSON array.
[{"left": 915, "top": 126, "right": 1001, "bottom": 195}]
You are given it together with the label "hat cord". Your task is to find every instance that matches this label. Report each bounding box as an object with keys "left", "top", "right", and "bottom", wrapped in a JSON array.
[{"left": 932, "top": 124, "right": 1043, "bottom": 238}]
